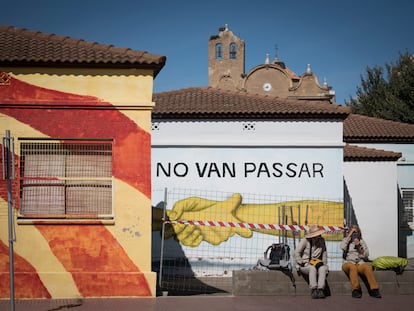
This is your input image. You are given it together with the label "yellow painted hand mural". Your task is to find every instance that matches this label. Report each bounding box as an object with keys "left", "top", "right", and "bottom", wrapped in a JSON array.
[
  {"left": 153, "top": 193, "right": 343, "bottom": 247},
  {"left": 167, "top": 193, "right": 252, "bottom": 246}
]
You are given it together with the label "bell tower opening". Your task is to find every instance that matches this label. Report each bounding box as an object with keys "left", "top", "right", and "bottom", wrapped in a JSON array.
[
  {"left": 229, "top": 42, "right": 237, "bottom": 59},
  {"left": 215, "top": 43, "right": 222, "bottom": 60}
]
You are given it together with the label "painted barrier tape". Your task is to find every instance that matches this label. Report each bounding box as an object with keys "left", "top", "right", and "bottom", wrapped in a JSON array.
[{"left": 163, "top": 219, "right": 345, "bottom": 233}]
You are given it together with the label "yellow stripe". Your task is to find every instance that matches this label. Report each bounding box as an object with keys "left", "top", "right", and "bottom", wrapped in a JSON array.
[{"left": 0, "top": 115, "right": 80, "bottom": 298}]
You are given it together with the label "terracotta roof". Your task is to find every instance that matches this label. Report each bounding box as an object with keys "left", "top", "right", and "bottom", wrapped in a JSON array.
[
  {"left": 343, "top": 144, "right": 402, "bottom": 161},
  {"left": 152, "top": 87, "right": 350, "bottom": 120},
  {"left": 344, "top": 114, "right": 414, "bottom": 143},
  {"left": 0, "top": 25, "right": 166, "bottom": 76}
]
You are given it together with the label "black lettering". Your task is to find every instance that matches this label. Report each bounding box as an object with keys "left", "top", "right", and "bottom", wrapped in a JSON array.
[
  {"left": 196, "top": 162, "right": 236, "bottom": 178},
  {"left": 208, "top": 162, "right": 220, "bottom": 177},
  {"left": 313, "top": 163, "right": 324, "bottom": 177},
  {"left": 244, "top": 162, "right": 256, "bottom": 177},
  {"left": 272, "top": 163, "right": 283, "bottom": 177},
  {"left": 286, "top": 163, "right": 297, "bottom": 177},
  {"left": 195, "top": 162, "right": 208, "bottom": 177},
  {"left": 257, "top": 162, "right": 271, "bottom": 177},
  {"left": 223, "top": 162, "right": 236, "bottom": 177},
  {"left": 156, "top": 162, "right": 170, "bottom": 177},
  {"left": 298, "top": 163, "right": 311, "bottom": 178},
  {"left": 174, "top": 162, "right": 188, "bottom": 177}
]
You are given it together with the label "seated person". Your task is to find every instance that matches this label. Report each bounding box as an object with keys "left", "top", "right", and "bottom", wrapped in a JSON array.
[
  {"left": 294, "top": 224, "right": 329, "bottom": 299},
  {"left": 340, "top": 225, "right": 381, "bottom": 298}
]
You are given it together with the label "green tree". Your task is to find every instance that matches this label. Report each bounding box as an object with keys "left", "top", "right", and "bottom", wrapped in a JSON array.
[{"left": 346, "top": 51, "right": 414, "bottom": 124}]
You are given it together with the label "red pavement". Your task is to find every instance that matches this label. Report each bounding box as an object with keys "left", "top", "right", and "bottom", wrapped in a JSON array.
[{"left": 1, "top": 295, "right": 414, "bottom": 311}]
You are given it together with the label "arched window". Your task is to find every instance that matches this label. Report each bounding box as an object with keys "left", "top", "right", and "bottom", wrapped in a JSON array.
[
  {"left": 215, "top": 43, "right": 222, "bottom": 60},
  {"left": 229, "top": 43, "right": 237, "bottom": 59}
]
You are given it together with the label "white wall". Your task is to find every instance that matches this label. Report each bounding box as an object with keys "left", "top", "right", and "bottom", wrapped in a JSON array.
[
  {"left": 152, "top": 120, "right": 344, "bottom": 199},
  {"left": 353, "top": 143, "right": 414, "bottom": 189},
  {"left": 344, "top": 161, "right": 398, "bottom": 258},
  {"left": 152, "top": 119, "right": 347, "bottom": 273},
  {"left": 152, "top": 120, "right": 343, "bottom": 146}
]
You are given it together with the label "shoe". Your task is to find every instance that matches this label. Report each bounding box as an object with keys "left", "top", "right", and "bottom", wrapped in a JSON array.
[
  {"left": 352, "top": 290, "right": 362, "bottom": 298},
  {"left": 311, "top": 288, "right": 319, "bottom": 299},
  {"left": 317, "top": 289, "right": 326, "bottom": 299},
  {"left": 370, "top": 289, "right": 382, "bottom": 298}
]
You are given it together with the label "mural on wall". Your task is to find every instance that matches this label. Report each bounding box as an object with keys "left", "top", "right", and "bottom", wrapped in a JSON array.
[
  {"left": 152, "top": 144, "right": 345, "bottom": 274},
  {"left": 156, "top": 194, "right": 343, "bottom": 247},
  {"left": 0, "top": 75, "right": 152, "bottom": 298}
]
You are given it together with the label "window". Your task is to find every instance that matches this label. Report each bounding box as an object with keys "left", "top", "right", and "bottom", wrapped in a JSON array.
[
  {"left": 215, "top": 43, "right": 222, "bottom": 60},
  {"left": 229, "top": 43, "right": 237, "bottom": 59},
  {"left": 402, "top": 189, "right": 414, "bottom": 227},
  {"left": 19, "top": 140, "right": 113, "bottom": 219}
]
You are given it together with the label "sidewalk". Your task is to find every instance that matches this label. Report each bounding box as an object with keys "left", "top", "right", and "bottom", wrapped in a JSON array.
[{"left": 1, "top": 295, "right": 414, "bottom": 311}]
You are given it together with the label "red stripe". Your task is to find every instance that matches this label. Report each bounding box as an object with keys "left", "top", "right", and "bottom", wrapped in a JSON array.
[
  {"left": 0, "top": 240, "right": 51, "bottom": 298},
  {"left": 36, "top": 225, "right": 152, "bottom": 296},
  {"left": 0, "top": 76, "right": 151, "bottom": 198}
]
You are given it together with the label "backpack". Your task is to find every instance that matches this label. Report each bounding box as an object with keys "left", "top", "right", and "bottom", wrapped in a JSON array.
[
  {"left": 263, "top": 243, "right": 291, "bottom": 270},
  {"left": 253, "top": 243, "right": 296, "bottom": 290}
]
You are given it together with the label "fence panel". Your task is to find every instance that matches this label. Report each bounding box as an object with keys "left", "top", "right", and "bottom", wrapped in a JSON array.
[{"left": 152, "top": 188, "right": 344, "bottom": 295}]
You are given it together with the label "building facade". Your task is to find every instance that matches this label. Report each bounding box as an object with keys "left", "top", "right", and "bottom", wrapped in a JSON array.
[
  {"left": 344, "top": 114, "right": 414, "bottom": 257},
  {"left": 208, "top": 25, "right": 335, "bottom": 102},
  {"left": 151, "top": 87, "right": 404, "bottom": 278},
  {"left": 0, "top": 25, "right": 165, "bottom": 298}
]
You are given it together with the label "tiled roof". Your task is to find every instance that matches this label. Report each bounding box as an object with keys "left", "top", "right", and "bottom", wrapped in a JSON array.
[
  {"left": 0, "top": 25, "right": 166, "bottom": 76},
  {"left": 344, "top": 114, "right": 414, "bottom": 143},
  {"left": 152, "top": 87, "right": 350, "bottom": 119},
  {"left": 343, "top": 144, "right": 402, "bottom": 161}
]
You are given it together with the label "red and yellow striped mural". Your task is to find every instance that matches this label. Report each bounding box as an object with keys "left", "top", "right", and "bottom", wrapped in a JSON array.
[{"left": 0, "top": 71, "right": 155, "bottom": 298}]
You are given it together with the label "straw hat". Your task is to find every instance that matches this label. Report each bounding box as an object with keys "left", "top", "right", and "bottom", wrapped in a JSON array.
[{"left": 305, "top": 224, "right": 325, "bottom": 238}]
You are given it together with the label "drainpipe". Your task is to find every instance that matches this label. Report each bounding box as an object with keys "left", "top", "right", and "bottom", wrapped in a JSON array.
[{"left": 2, "top": 130, "right": 15, "bottom": 311}]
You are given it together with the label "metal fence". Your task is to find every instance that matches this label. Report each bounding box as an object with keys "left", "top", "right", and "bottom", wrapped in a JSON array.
[{"left": 152, "top": 188, "right": 345, "bottom": 295}]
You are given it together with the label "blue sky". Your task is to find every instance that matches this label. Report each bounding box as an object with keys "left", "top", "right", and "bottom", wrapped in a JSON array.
[{"left": 2, "top": 0, "right": 413, "bottom": 104}]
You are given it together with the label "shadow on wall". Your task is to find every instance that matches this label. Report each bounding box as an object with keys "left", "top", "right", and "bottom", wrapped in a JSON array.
[
  {"left": 151, "top": 203, "right": 228, "bottom": 296},
  {"left": 344, "top": 180, "right": 413, "bottom": 258},
  {"left": 343, "top": 179, "right": 358, "bottom": 230}
]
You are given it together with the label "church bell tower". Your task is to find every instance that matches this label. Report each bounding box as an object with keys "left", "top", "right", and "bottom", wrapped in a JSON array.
[{"left": 208, "top": 25, "right": 245, "bottom": 91}]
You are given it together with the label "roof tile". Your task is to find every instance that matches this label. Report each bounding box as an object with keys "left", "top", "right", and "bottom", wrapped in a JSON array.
[
  {"left": 344, "top": 114, "right": 414, "bottom": 142},
  {"left": 153, "top": 87, "right": 350, "bottom": 119},
  {"left": 344, "top": 144, "right": 401, "bottom": 161},
  {"left": 0, "top": 25, "right": 166, "bottom": 76}
]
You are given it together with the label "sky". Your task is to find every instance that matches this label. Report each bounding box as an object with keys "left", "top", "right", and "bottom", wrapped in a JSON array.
[{"left": 2, "top": 0, "right": 413, "bottom": 104}]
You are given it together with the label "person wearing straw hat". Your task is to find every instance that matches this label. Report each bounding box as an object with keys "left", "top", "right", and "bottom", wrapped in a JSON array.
[{"left": 294, "top": 224, "right": 329, "bottom": 299}]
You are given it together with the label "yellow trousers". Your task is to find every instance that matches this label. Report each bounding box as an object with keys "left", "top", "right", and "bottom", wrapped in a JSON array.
[{"left": 342, "top": 262, "right": 379, "bottom": 291}]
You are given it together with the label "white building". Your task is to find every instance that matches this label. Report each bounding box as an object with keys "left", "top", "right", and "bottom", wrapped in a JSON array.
[{"left": 152, "top": 88, "right": 409, "bottom": 273}]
